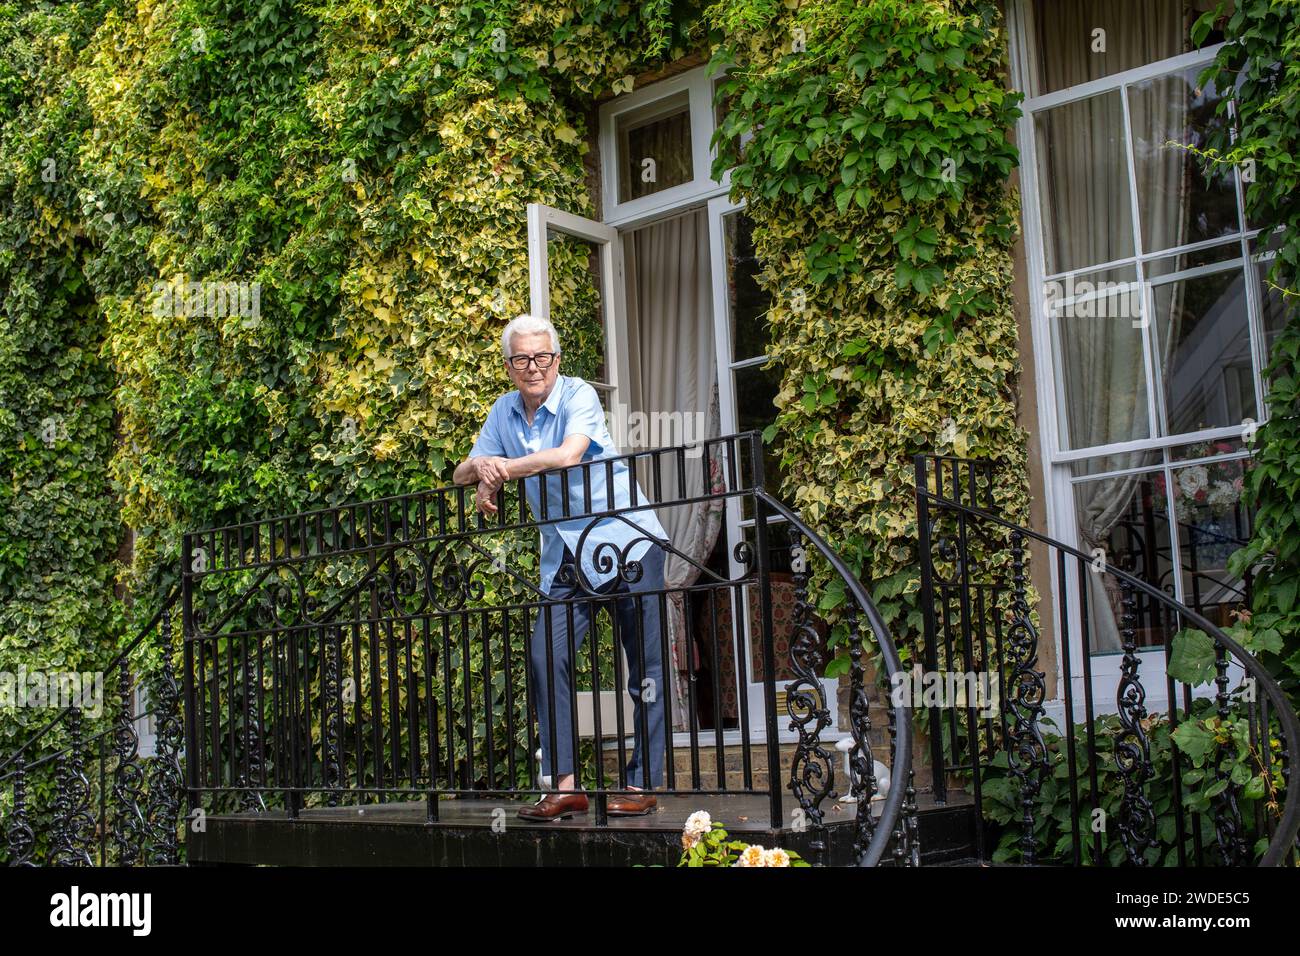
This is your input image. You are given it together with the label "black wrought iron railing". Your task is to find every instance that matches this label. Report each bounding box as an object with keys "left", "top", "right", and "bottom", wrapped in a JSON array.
[
  {"left": 0, "top": 590, "right": 184, "bottom": 866},
  {"left": 2, "top": 431, "right": 915, "bottom": 867},
  {"left": 915, "top": 454, "right": 1300, "bottom": 866},
  {"left": 178, "top": 431, "right": 913, "bottom": 865},
  {"left": 1090, "top": 476, "right": 1254, "bottom": 644}
]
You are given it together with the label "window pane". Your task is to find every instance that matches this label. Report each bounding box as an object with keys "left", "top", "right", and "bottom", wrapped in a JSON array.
[
  {"left": 1256, "top": 256, "right": 1297, "bottom": 362},
  {"left": 1043, "top": 264, "right": 1141, "bottom": 323},
  {"left": 733, "top": 362, "right": 783, "bottom": 490},
  {"left": 1070, "top": 448, "right": 1160, "bottom": 479},
  {"left": 1129, "top": 67, "right": 1239, "bottom": 253},
  {"left": 724, "top": 211, "right": 769, "bottom": 361},
  {"left": 1170, "top": 434, "right": 1245, "bottom": 463},
  {"left": 1053, "top": 266, "right": 1150, "bottom": 450},
  {"left": 546, "top": 229, "right": 609, "bottom": 388},
  {"left": 1030, "top": 0, "right": 1224, "bottom": 97},
  {"left": 1165, "top": 457, "right": 1251, "bottom": 624},
  {"left": 1074, "top": 471, "right": 1175, "bottom": 656},
  {"left": 1035, "top": 91, "right": 1135, "bottom": 275},
  {"left": 1151, "top": 267, "right": 1256, "bottom": 434},
  {"left": 616, "top": 90, "right": 693, "bottom": 203}
]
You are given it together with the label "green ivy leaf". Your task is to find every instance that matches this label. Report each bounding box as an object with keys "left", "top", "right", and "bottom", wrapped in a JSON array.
[
  {"left": 1171, "top": 720, "right": 1216, "bottom": 767},
  {"left": 1168, "top": 629, "right": 1217, "bottom": 687}
]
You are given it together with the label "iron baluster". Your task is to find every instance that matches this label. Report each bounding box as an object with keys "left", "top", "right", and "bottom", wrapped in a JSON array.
[
  {"left": 111, "top": 659, "right": 146, "bottom": 865},
  {"left": 1114, "top": 577, "right": 1156, "bottom": 865},
  {"left": 846, "top": 611, "right": 878, "bottom": 865},
  {"left": 6, "top": 754, "right": 36, "bottom": 866},
  {"left": 145, "top": 612, "right": 184, "bottom": 866},
  {"left": 887, "top": 703, "right": 920, "bottom": 866},
  {"left": 324, "top": 625, "right": 343, "bottom": 807},
  {"left": 51, "top": 708, "right": 95, "bottom": 866},
  {"left": 783, "top": 523, "right": 835, "bottom": 866},
  {"left": 1005, "top": 530, "right": 1048, "bottom": 864}
]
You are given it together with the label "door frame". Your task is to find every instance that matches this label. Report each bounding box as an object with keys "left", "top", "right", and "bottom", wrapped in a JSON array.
[{"left": 706, "top": 193, "right": 842, "bottom": 741}]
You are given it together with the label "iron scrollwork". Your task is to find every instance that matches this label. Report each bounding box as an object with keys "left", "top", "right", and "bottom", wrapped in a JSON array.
[
  {"left": 144, "top": 614, "right": 184, "bottom": 865},
  {"left": 1114, "top": 578, "right": 1156, "bottom": 865},
  {"left": 1005, "top": 530, "right": 1048, "bottom": 864},
  {"left": 6, "top": 755, "right": 36, "bottom": 866},
  {"left": 50, "top": 708, "right": 96, "bottom": 867},
  {"left": 846, "top": 613, "right": 879, "bottom": 864},
  {"left": 111, "top": 660, "right": 148, "bottom": 865},
  {"left": 783, "top": 524, "right": 836, "bottom": 867},
  {"left": 888, "top": 704, "right": 920, "bottom": 867}
]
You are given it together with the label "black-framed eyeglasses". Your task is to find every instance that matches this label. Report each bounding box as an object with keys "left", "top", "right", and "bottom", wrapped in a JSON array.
[{"left": 507, "top": 351, "right": 559, "bottom": 370}]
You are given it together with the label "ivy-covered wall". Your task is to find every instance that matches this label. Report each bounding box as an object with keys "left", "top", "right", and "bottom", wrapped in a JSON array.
[
  {"left": 2, "top": 0, "right": 1031, "bottom": 748},
  {"left": 709, "top": 0, "right": 1029, "bottom": 657},
  {"left": 1203, "top": 0, "right": 1300, "bottom": 710},
  {"left": 1, "top": 1, "right": 126, "bottom": 747},
  {"left": 3, "top": 0, "right": 694, "bottom": 737}
]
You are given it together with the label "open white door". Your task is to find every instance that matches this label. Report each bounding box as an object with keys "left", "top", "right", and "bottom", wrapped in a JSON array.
[{"left": 526, "top": 203, "right": 632, "bottom": 421}]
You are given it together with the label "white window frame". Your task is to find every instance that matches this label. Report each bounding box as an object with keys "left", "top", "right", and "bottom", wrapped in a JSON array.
[
  {"left": 1007, "top": 0, "right": 1267, "bottom": 714},
  {"left": 598, "top": 65, "right": 733, "bottom": 229},
  {"left": 525, "top": 202, "right": 632, "bottom": 410}
]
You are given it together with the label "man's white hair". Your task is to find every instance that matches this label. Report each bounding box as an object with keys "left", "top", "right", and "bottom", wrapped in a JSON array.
[{"left": 501, "top": 314, "right": 561, "bottom": 359}]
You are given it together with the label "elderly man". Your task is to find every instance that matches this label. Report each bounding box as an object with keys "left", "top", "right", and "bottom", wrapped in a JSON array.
[{"left": 453, "top": 314, "right": 669, "bottom": 821}]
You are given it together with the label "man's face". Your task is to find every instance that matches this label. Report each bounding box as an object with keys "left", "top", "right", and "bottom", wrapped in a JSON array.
[{"left": 505, "top": 330, "right": 560, "bottom": 404}]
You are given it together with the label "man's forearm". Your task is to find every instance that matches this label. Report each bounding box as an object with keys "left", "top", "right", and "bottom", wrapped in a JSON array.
[
  {"left": 501, "top": 446, "right": 581, "bottom": 481},
  {"left": 452, "top": 458, "right": 479, "bottom": 485},
  {"left": 455, "top": 435, "right": 586, "bottom": 488}
]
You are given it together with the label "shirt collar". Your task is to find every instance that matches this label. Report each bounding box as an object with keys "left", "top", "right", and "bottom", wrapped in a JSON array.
[{"left": 512, "top": 375, "right": 565, "bottom": 422}]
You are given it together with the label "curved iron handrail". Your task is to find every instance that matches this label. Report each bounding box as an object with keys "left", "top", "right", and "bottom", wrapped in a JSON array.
[
  {"left": 756, "top": 490, "right": 913, "bottom": 867},
  {"left": 0, "top": 586, "right": 181, "bottom": 780},
  {"left": 918, "top": 485, "right": 1300, "bottom": 867}
]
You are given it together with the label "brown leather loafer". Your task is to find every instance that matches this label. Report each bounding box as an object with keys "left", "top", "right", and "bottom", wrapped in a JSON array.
[
  {"left": 607, "top": 791, "right": 657, "bottom": 816},
  {"left": 517, "top": 791, "right": 588, "bottom": 821}
]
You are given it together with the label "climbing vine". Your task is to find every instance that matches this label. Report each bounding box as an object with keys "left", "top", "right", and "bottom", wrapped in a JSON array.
[
  {"left": 707, "top": 0, "right": 1029, "bottom": 659},
  {"left": 3, "top": 0, "right": 1031, "bottom": 762},
  {"left": 0, "top": 0, "right": 126, "bottom": 749},
  {"left": 1196, "top": 0, "right": 1300, "bottom": 712}
]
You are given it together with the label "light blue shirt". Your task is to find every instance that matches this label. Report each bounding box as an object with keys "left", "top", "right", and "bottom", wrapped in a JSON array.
[{"left": 469, "top": 374, "right": 668, "bottom": 594}]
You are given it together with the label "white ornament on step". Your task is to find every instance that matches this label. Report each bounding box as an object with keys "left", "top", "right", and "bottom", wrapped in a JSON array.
[{"left": 834, "top": 737, "right": 891, "bottom": 802}]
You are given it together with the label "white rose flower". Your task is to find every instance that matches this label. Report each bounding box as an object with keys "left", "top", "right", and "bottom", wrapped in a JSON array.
[
  {"left": 736, "top": 844, "right": 766, "bottom": 867},
  {"left": 683, "top": 810, "right": 712, "bottom": 840},
  {"left": 1177, "top": 465, "right": 1209, "bottom": 499},
  {"left": 1207, "top": 481, "right": 1238, "bottom": 511}
]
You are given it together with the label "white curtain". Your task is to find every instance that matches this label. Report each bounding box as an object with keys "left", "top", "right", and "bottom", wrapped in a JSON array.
[
  {"left": 622, "top": 208, "right": 725, "bottom": 729},
  {"left": 1033, "top": 0, "right": 1188, "bottom": 94},
  {"left": 1035, "top": 2, "right": 1185, "bottom": 651}
]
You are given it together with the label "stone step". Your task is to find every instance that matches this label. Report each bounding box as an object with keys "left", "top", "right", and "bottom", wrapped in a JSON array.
[{"left": 597, "top": 735, "right": 905, "bottom": 794}]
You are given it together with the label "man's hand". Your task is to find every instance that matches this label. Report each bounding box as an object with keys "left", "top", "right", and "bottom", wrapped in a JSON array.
[
  {"left": 474, "top": 455, "right": 511, "bottom": 489},
  {"left": 475, "top": 482, "right": 499, "bottom": 516}
]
